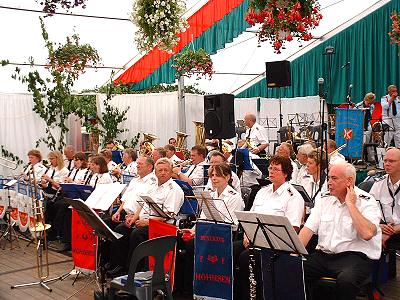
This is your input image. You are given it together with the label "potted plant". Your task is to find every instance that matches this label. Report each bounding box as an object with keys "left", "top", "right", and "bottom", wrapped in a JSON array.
[{"left": 245, "top": 0, "right": 323, "bottom": 53}]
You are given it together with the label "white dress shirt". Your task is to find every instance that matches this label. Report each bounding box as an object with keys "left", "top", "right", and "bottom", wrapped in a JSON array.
[
  {"left": 245, "top": 122, "right": 269, "bottom": 146},
  {"left": 107, "top": 160, "right": 118, "bottom": 171},
  {"left": 67, "top": 167, "right": 91, "bottom": 184},
  {"left": 329, "top": 152, "right": 346, "bottom": 165},
  {"left": 290, "top": 159, "right": 299, "bottom": 184},
  {"left": 296, "top": 164, "right": 307, "bottom": 184},
  {"left": 140, "top": 178, "right": 184, "bottom": 219},
  {"left": 185, "top": 161, "right": 206, "bottom": 186},
  {"left": 24, "top": 162, "right": 47, "bottom": 181},
  {"left": 305, "top": 187, "right": 382, "bottom": 260},
  {"left": 64, "top": 158, "right": 74, "bottom": 171},
  {"left": 297, "top": 173, "right": 328, "bottom": 200},
  {"left": 43, "top": 166, "right": 69, "bottom": 185},
  {"left": 123, "top": 161, "right": 137, "bottom": 175},
  {"left": 369, "top": 174, "right": 400, "bottom": 224},
  {"left": 89, "top": 172, "right": 113, "bottom": 187},
  {"left": 121, "top": 172, "right": 158, "bottom": 214},
  {"left": 251, "top": 181, "right": 304, "bottom": 228}
]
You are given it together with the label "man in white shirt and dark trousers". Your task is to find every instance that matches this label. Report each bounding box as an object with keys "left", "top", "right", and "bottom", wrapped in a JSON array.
[
  {"left": 242, "top": 113, "right": 269, "bottom": 156},
  {"left": 381, "top": 85, "right": 400, "bottom": 147},
  {"left": 299, "top": 162, "right": 382, "bottom": 300}
]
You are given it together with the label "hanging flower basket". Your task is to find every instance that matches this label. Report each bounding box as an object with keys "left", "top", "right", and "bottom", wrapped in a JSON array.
[
  {"left": 131, "top": 0, "right": 189, "bottom": 53},
  {"left": 389, "top": 11, "right": 400, "bottom": 54},
  {"left": 173, "top": 48, "right": 214, "bottom": 80},
  {"left": 245, "top": 0, "right": 323, "bottom": 53},
  {"left": 38, "top": 0, "right": 87, "bottom": 15}
]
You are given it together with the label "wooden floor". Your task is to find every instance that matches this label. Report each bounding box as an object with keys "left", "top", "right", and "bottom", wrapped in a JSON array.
[{"left": 0, "top": 238, "right": 399, "bottom": 300}]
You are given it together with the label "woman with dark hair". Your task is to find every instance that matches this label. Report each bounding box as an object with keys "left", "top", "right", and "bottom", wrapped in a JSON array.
[
  {"left": 65, "top": 152, "right": 91, "bottom": 184},
  {"left": 89, "top": 155, "right": 113, "bottom": 188},
  {"left": 235, "top": 155, "right": 305, "bottom": 300}
]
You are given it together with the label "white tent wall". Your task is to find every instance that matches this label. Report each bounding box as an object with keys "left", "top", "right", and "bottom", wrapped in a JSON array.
[
  {"left": 0, "top": 93, "right": 60, "bottom": 176},
  {"left": 103, "top": 92, "right": 205, "bottom": 148}
]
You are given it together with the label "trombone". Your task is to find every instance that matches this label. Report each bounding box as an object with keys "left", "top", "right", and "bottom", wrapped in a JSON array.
[{"left": 0, "top": 156, "right": 18, "bottom": 170}]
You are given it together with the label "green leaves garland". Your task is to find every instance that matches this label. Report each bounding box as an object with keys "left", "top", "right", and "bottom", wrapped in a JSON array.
[{"left": 37, "top": 0, "right": 87, "bottom": 16}]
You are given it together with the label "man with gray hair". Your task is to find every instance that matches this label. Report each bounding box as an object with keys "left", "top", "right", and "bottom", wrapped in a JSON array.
[
  {"left": 296, "top": 143, "right": 315, "bottom": 184},
  {"left": 63, "top": 145, "right": 75, "bottom": 171},
  {"left": 299, "top": 162, "right": 382, "bottom": 300}
]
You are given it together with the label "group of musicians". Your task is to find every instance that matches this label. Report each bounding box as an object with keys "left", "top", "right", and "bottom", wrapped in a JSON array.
[{"left": 10, "top": 101, "right": 400, "bottom": 300}]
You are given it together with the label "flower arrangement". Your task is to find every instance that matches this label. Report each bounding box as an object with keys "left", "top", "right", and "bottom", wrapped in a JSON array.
[
  {"left": 245, "top": 0, "right": 323, "bottom": 53},
  {"left": 47, "top": 33, "right": 101, "bottom": 80},
  {"left": 38, "top": 0, "right": 87, "bottom": 15},
  {"left": 173, "top": 48, "right": 214, "bottom": 79},
  {"left": 131, "top": 0, "right": 189, "bottom": 53},
  {"left": 389, "top": 11, "right": 400, "bottom": 54}
]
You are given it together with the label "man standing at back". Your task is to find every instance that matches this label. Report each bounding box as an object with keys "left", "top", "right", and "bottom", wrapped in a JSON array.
[
  {"left": 241, "top": 113, "right": 269, "bottom": 157},
  {"left": 381, "top": 85, "right": 400, "bottom": 147}
]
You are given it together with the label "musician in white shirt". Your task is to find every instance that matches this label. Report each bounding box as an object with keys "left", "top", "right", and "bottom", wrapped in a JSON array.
[
  {"left": 63, "top": 145, "right": 75, "bottom": 171},
  {"left": 275, "top": 142, "right": 299, "bottom": 183},
  {"left": 89, "top": 155, "right": 113, "bottom": 188},
  {"left": 100, "top": 149, "right": 118, "bottom": 172},
  {"left": 381, "top": 85, "right": 400, "bottom": 147},
  {"left": 295, "top": 143, "right": 315, "bottom": 184},
  {"left": 64, "top": 152, "right": 91, "bottom": 184},
  {"left": 327, "top": 139, "right": 346, "bottom": 165},
  {"left": 112, "top": 148, "right": 138, "bottom": 180},
  {"left": 173, "top": 145, "right": 207, "bottom": 187},
  {"left": 164, "top": 144, "right": 182, "bottom": 164},
  {"left": 204, "top": 150, "right": 241, "bottom": 196},
  {"left": 369, "top": 148, "right": 400, "bottom": 249},
  {"left": 240, "top": 113, "right": 269, "bottom": 156},
  {"left": 23, "top": 149, "right": 47, "bottom": 182},
  {"left": 299, "top": 162, "right": 381, "bottom": 300}
]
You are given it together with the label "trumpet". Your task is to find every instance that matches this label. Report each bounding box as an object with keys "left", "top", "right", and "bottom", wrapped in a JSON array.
[
  {"left": 329, "top": 143, "right": 347, "bottom": 158},
  {"left": 0, "top": 156, "right": 18, "bottom": 170}
]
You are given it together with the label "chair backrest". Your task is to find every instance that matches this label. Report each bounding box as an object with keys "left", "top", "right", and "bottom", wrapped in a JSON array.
[
  {"left": 124, "top": 235, "right": 177, "bottom": 294},
  {"left": 357, "top": 181, "right": 375, "bottom": 193}
]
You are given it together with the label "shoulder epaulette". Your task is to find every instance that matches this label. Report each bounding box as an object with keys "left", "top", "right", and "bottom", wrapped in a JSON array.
[
  {"left": 321, "top": 191, "right": 330, "bottom": 197},
  {"left": 287, "top": 188, "right": 293, "bottom": 196},
  {"left": 228, "top": 189, "right": 237, "bottom": 195},
  {"left": 359, "top": 194, "right": 371, "bottom": 200},
  {"left": 374, "top": 176, "right": 386, "bottom": 182}
]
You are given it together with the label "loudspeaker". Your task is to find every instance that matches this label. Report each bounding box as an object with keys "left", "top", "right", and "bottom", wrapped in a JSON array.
[
  {"left": 265, "top": 60, "right": 291, "bottom": 88},
  {"left": 204, "top": 94, "right": 235, "bottom": 139}
]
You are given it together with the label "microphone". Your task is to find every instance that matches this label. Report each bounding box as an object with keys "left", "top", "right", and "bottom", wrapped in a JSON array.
[
  {"left": 318, "top": 78, "right": 324, "bottom": 98},
  {"left": 341, "top": 61, "right": 350, "bottom": 69},
  {"left": 347, "top": 84, "right": 353, "bottom": 97}
]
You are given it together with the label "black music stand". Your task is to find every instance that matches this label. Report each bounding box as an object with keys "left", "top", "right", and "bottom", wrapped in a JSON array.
[
  {"left": 235, "top": 211, "right": 307, "bottom": 300},
  {"left": 194, "top": 191, "right": 234, "bottom": 226},
  {"left": 0, "top": 179, "right": 19, "bottom": 250},
  {"left": 65, "top": 198, "right": 122, "bottom": 300},
  {"left": 291, "top": 184, "right": 314, "bottom": 208},
  {"left": 138, "top": 196, "right": 175, "bottom": 221}
]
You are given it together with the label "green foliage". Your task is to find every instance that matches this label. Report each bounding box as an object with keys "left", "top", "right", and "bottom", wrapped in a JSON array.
[
  {"left": 38, "top": 0, "right": 87, "bottom": 16},
  {"left": 120, "top": 133, "right": 141, "bottom": 149},
  {"left": 1, "top": 60, "right": 9, "bottom": 66},
  {"left": 0, "top": 146, "right": 24, "bottom": 165},
  {"left": 12, "top": 17, "right": 101, "bottom": 151},
  {"left": 94, "top": 82, "right": 206, "bottom": 95}
]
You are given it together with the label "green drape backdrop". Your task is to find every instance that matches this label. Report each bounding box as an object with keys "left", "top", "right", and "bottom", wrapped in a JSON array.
[{"left": 236, "top": 0, "right": 400, "bottom": 104}]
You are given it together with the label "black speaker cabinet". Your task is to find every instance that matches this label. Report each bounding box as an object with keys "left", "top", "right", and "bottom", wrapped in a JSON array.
[
  {"left": 204, "top": 94, "right": 235, "bottom": 139},
  {"left": 265, "top": 60, "right": 291, "bottom": 88}
]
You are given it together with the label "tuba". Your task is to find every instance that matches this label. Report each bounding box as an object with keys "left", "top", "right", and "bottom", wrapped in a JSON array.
[
  {"left": 140, "top": 133, "right": 157, "bottom": 156},
  {"left": 193, "top": 121, "right": 205, "bottom": 146},
  {"left": 176, "top": 131, "right": 189, "bottom": 150}
]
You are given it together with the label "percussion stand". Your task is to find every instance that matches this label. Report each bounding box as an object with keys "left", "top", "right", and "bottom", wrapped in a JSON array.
[{"left": 0, "top": 180, "right": 20, "bottom": 250}]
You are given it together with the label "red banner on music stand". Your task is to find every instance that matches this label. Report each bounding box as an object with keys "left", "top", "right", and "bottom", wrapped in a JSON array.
[
  {"left": 148, "top": 219, "right": 177, "bottom": 287},
  {"left": 71, "top": 209, "right": 96, "bottom": 272}
]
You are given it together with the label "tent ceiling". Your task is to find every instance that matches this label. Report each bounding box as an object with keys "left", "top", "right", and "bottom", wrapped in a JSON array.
[{"left": 0, "top": 0, "right": 386, "bottom": 94}]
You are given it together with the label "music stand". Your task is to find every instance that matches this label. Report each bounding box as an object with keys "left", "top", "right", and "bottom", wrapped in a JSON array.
[
  {"left": 138, "top": 195, "right": 175, "bottom": 221},
  {"left": 0, "top": 179, "right": 19, "bottom": 249},
  {"left": 291, "top": 184, "right": 314, "bottom": 208},
  {"left": 235, "top": 211, "right": 307, "bottom": 300},
  {"left": 194, "top": 191, "right": 234, "bottom": 225},
  {"left": 60, "top": 183, "right": 93, "bottom": 201},
  {"left": 65, "top": 198, "right": 122, "bottom": 299}
]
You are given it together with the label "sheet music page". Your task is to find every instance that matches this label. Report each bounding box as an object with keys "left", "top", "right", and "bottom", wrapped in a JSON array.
[
  {"left": 85, "top": 182, "right": 126, "bottom": 211},
  {"left": 139, "top": 195, "right": 170, "bottom": 218}
]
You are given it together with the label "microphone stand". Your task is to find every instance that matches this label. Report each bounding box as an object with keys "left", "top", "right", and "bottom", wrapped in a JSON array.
[
  {"left": 0, "top": 179, "right": 20, "bottom": 250},
  {"left": 319, "top": 93, "right": 329, "bottom": 192}
]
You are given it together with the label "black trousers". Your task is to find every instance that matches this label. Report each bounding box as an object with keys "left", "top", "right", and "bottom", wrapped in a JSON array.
[
  {"left": 127, "top": 226, "right": 149, "bottom": 269},
  {"left": 109, "top": 223, "right": 135, "bottom": 268},
  {"left": 304, "top": 251, "right": 373, "bottom": 300}
]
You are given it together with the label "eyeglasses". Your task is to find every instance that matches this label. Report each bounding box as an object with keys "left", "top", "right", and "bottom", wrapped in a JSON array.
[
  {"left": 268, "top": 166, "right": 283, "bottom": 172},
  {"left": 74, "top": 158, "right": 81, "bottom": 161}
]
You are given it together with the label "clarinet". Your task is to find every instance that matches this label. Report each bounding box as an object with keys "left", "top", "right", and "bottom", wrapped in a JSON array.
[{"left": 249, "top": 247, "right": 257, "bottom": 300}]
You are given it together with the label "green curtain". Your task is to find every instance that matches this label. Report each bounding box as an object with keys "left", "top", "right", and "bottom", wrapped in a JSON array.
[
  {"left": 237, "top": 0, "right": 400, "bottom": 104},
  {"left": 131, "top": 0, "right": 251, "bottom": 90}
]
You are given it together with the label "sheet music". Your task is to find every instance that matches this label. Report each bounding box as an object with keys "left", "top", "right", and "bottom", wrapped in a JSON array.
[
  {"left": 194, "top": 191, "right": 234, "bottom": 224},
  {"left": 85, "top": 182, "right": 126, "bottom": 211},
  {"left": 235, "top": 211, "right": 308, "bottom": 255},
  {"left": 138, "top": 195, "right": 172, "bottom": 219}
]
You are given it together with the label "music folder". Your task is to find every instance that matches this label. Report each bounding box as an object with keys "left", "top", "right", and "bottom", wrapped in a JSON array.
[
  {"left": 291, "top": 184, "right": 314, "bottom": 208},
  {"left": 65, "top": 198, "right": 122, "bottom": 241},
  {"left": 235, "top": 211, "right": 308, "bottom": 255},
  {"left": 60, "top": 183, "right": 94, "bottom": 201}
]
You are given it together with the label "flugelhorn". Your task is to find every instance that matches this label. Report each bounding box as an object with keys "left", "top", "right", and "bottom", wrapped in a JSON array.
[
  {"left": 176, "top": 131, "right": 189, "bottom": 150},
  {"left": 193, "top": 121, "right": 205, "bottom": 146},
  {"left": 140, "top": 133, "right": 157, "bottom": 156}
]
